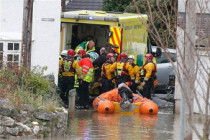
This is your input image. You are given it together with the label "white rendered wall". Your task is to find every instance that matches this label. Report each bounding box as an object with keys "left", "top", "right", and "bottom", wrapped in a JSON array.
[
  {"left": 31, "top": 0, "right": 61, "bottom": 84},
  {"left": 0, "top": 0, "right": 24, "bottom": 40},
  {"left": 194, "top": 53, "right": 210, "bottom": 114},
  {"left": 176, "top": 1, "right": 210, "bottom": 114}
]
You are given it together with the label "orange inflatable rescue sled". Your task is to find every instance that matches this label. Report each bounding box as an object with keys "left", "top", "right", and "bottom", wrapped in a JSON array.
[{"left": 93, "top": 88, "right": 159, "bottom": 115}]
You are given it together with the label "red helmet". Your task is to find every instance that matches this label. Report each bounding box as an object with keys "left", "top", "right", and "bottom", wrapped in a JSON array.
[
  {"left": 120, "top": 52, "right": 127, "bottom": 59},
  {"left": 145, "top": 53, "right": 153, "bottom": 60},
  {"left": 78, "top": 49, "right": 86, "bottom": 57},
  {"left": 106, "top": 53, "right": 115, "bottom": 59},
  {"left": 67, "top": 49, "right": 75, "bottom": 57}
]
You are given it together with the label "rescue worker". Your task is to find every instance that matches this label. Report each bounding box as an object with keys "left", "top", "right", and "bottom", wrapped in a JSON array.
[
  {"left": 92, "top": 47, "right": 107, "bottom": 93},
  {"left": 77, "top": 49, "right": 94, "bottom": 109},
  {"left": 101, "top": 53, "right": 116, "bottom": 93},
  {"left": 59, "top": 49, "right": 80, "bottom": 107},
  {"left": 128, "top": 55, "right": 140, "bottom": 94},
  {"left": 58, "top": 50, "right": 68, "bottom": 90},
  {"left": 73, "top": 49, "right": 83, "bottom": 105},
  {"left": 140, "top": 53, "right": 157, "bottom": 99},
  {"left": 110, "top": 52, "right": 135, "bottom": 87},
  {"left": 92, "top": 47, "right": 107, "bottom": 72},
  {"left": 75, "top": 39, "right": 96, "bottom": 53}
]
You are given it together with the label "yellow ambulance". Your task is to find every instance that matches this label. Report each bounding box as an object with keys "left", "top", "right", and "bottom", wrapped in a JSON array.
[{"left": 61, "top": 10, "right": 161, "bottom": 67}]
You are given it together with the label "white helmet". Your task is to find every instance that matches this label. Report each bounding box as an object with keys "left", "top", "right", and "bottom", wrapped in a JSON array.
[
  {"left": 128, "top": 55, "right": 135, "bottom": 60},
  {"left": 61, "top": 50, "right": 68, "bottom": 56},
  {"left": 88, "top": 52, "right": 99, "bottom": 62}
]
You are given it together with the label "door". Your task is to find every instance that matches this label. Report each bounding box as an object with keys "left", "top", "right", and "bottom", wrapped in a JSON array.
[
  {"left": 156, "top": 52, "right": 176, "bottom": 88},
  {"left": 109, "top": 27, "right": 122, "bottom": 55}
]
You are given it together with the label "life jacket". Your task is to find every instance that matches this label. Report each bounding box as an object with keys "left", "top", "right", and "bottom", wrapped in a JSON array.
[
  {"left": 140, "top": 62, "right": 156, "bottom": 78},
  {"left": 59, "top": 56, "right": 62, "bottom": 61},
  {"left": 116, "top": 61, "right": 128, "bottom": 77},
  {"left": 62, "top": 56, "right": 75, "bottom": 72},
  {"left": 102, "top": 60, "right": 111, "bottom": 77},
  {"left": 131, "top": 63, "right": 137, "bottom": 68},
  {"left": 74, "top": 75, "right": 79, "bottom": 88}
]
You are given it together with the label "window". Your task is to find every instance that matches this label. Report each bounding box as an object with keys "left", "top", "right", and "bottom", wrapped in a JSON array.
[
  {"left": 0, "top": 43, "right": 3, "bottom": 51},
  {"left": 8, "top": 43, "right": 20, "bottom": 51},
  {"left": 8, "top": 43, "right": 13, "bottom": 50},
  {"left": 7, "top": 54, "right": 19, "bottom": 68},
  {"left": 156, "top": 52, "right": 176, "bottom": 64},
  {"left": 0, "top": 42, "right": 21, "bottom": 68},
  {"left": 14, "top": 43, "right": 19, "bottom": 50}
]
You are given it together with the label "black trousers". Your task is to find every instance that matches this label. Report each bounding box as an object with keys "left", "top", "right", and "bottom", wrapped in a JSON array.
[
  {"left": 60, "top": 76, "right": 75, "bottom": 105},
  {"left": 101, "top": 78, "right": 114, "bottom": 93},
  {"left": 116, "top": 76, "right": 129, "bottom": 87},
  {"left": 78, "top": 81, "right": 89, "bottom": 106},
  {"left": 143, "top": 78, "right": 154, "bottom": 99},
  {"left": 130, "top": 80, "right": 137, "bottom": 94}
]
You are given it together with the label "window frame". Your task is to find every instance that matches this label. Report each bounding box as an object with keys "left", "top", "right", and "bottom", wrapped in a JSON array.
[{"left": 0, "top": 41, "right": 21, "bottom": 68}]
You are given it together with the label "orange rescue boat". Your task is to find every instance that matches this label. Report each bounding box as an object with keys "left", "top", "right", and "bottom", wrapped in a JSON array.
[{"left": 93, "top": 88, "right": 158, "bottom": 115}]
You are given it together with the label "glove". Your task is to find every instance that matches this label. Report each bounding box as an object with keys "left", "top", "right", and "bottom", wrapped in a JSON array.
[
  {"left": 97, "top": 77, "right": 102, "bottom": 82},
  {"left": 153, "top": 80, "right": 158, "bottom": 86},
  {"left": 135, "top": 80, "right": 140, "bottom": 84},
  {"left": 125, "top": 82, "right": 132, "bottom": 86}
]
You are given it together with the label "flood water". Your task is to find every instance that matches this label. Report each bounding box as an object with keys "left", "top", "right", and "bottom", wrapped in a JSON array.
[{"left": 66, "top": 108, "right": 177, "bottom": 140}]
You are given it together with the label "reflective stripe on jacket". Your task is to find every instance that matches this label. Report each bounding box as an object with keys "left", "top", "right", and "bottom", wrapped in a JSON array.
[
  {"left": 110, "top": 61, "right": 135, "bottom": 80},
  {"left": 79, "top": 58, "right": 93, "bottom": 82},
  {"left": 59, "top": 57, "right": 81, "bottom": 77},
  {"left": 75, "top": 41, "right": 96, "bottom": 53}
]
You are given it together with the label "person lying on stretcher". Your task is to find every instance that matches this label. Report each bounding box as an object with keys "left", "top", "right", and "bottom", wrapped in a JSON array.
[{"left": 118, "top": 83, "right": 134, "bottom": 109}]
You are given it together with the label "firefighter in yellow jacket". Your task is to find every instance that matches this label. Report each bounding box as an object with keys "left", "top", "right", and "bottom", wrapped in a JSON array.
[
  {"left": 128, "top": 55, "right": 140, "bottom": 93},
  {"left": 140, "top": 53, "right": 157, "bottom": 99},
  {"left": 58, "top": 50, "right": 68, "bottom": 89},
  {"left": 101, "top": 53, "right": 116, "bottom": 93},
  {"left": 110, "top": 52, "right": 134, "bottom": 87},
  {"left": 59, "top": 49, "right": 81, "bottom": 107}
]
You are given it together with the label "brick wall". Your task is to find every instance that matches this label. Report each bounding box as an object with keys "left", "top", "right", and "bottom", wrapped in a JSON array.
[{"left": 178, "top": 12, "right": 210, "bottom": 39}]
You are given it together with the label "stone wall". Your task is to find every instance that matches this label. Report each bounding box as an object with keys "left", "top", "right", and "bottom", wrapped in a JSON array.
[{"left": 0, "top": 97, "right": 68, "bottom": 139}]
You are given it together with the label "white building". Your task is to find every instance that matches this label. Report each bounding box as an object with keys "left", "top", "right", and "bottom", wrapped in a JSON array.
[
  {"left": 0, "top": 0, "right": 61, "bottom": 84},
  {"left": 175, "top": 0, "right": 210, "bottom": 114}
]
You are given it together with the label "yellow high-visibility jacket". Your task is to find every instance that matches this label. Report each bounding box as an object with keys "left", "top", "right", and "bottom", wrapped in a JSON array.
[
  {"left": 59, "top": 57, "right": 81, "bottom": 77},
  {"left": 140, "top": 62, "right": 157, "bottom": 81},
  {"left": 102, "top": 60, "right": 114, "bottom": 80},
  {"left": 131, "top": 63, "right": 140, "bottom": 83},
  {"left": 110, "top": 61, "right": 135, "bottom": 80}
]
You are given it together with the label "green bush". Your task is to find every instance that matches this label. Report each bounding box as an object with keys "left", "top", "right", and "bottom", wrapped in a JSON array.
[{"left": 0, "top": 64, "right": 59, "bottom": 110}]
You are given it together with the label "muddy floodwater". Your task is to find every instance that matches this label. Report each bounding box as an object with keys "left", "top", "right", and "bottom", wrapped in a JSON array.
[{"left": 65, "top": 108, "right": 177, "bottom": 140}]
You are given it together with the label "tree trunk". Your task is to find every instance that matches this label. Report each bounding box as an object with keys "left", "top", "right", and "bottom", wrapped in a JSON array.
[{"left": 183, "top": 0, "right": 196, "bottom": 139}]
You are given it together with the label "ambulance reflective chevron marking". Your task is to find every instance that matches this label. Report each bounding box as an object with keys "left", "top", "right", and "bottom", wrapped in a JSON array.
[{"left": 109, "top": 27, "right": 122, "bottom": 54}]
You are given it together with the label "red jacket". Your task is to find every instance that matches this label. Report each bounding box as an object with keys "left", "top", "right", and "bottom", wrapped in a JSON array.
[{"left": 79, "top": 58, "right": 93, "bottom": 78}]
